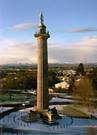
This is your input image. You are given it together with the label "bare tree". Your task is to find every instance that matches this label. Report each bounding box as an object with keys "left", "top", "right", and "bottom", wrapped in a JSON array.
[{"left": 74, "top": 77, "right": 96, "bottom": 110}]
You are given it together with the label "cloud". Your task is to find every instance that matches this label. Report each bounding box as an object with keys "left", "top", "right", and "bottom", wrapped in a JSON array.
[
  {"left": 0, "top": 36, "right": 97, "bottom": 65},
  {"left": 48, "top": 36, "right": 97, "bottom": 63},
  {"left": 0, "top": 38, "right": 37, "bottom": 64},
  {"left": 64, "top": 27, "right": 97, "bottom": 33},
  {"left": 9, "top": 23, "right": 35, "bottom": 31}
]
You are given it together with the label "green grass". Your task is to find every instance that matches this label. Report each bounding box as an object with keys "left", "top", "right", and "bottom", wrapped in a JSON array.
[
  {"left": 0, "top": 93, "right": 31, "bottom": 103},
  {"left": 61, "top": 105, "right": 90, "bottom": 117}
]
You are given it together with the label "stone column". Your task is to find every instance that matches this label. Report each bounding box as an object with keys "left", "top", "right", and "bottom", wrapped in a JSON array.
[
  {"left": 37, "top": 37, "right": 48, "bottom": 110},
  {"left": 34, "top": 13, "right": 50, "bottom": 111}
]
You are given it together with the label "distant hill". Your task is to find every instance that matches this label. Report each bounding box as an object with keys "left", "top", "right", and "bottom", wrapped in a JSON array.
[{"left": 0, "top": 63, "right": 97, "bottom": 70}]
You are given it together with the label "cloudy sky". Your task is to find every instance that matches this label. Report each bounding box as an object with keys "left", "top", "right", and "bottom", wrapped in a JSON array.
[{"left": 0, "top": 0, "right": 97, "bottom": 64}]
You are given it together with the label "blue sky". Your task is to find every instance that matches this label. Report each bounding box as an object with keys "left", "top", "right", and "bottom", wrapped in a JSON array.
[{"left": 0, "top": 0, "right": 97, "bottom": 64}]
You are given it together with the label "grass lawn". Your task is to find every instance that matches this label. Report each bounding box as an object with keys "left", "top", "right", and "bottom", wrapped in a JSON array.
[
  {"left": 0, "top": 93, "right": 31, "bottom": 103},
  {"left": 62, "top": 105, "right": 90, "bottom": 118}
]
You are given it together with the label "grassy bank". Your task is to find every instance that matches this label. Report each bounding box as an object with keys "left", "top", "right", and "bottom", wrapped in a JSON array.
[{"left": 61, "top": 105, "right": 90, "bottom": 118}]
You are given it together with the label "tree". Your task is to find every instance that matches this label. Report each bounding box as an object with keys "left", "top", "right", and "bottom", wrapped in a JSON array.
[
  {"left": 0, "top": 70, "right": 60, "bottom": 90},
  {"left": 76, "top": 63, "right": 85, "bottom": 75},
  {"left": 0, "top": 71, "right": 37, "bottom": 90},
  {"left": 48, "top": 70, "right": 60, "bottom": 87},
  {"left": 74, "top": 77, "right": 96, "bottom": 110},
  {"left": 54, "top": 87, "right": 65, "bottom": 93},
  {"left": 87, "top": 67, "right": 97, "bottom": 90},
  {"left": 0, "top": 71, "right": 7, "bottom": 79},
  {"left": 68, "top": 76, "right": 75, "bottom": 94}
]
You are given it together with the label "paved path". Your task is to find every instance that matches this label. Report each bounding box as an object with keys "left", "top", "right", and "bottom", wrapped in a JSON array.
[{"left": 88, "top": 128, "right": 96, "bottom": 135}]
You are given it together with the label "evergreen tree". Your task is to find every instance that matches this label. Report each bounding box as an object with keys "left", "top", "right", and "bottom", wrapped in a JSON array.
[{"left": 76, "top": 63, "right": 85, "bottom": 75}]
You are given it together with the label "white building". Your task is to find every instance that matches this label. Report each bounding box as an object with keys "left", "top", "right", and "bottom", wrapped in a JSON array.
[{"left": 55, "top": 81, "right": 70, "bottom": 89}]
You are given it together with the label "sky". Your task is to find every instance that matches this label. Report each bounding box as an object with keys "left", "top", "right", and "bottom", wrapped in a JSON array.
[{"left": 0, "top": 0, "right": 97, "bottom": 64}]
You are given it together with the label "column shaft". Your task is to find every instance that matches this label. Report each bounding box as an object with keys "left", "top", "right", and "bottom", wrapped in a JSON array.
[{"left": 37, "top": 37, "right": 48, "bottom": 110}]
